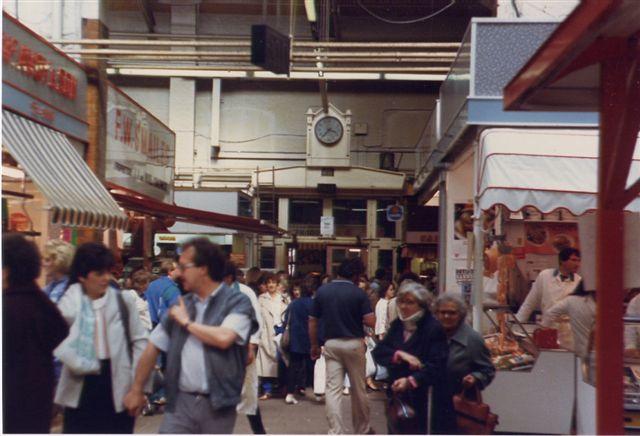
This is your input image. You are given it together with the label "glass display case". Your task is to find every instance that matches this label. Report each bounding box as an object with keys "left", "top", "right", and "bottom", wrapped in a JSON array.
[
  {"left": 483, "top": 305, "right": 539, "bottom": 371},
  {"left": 580, "top": 316, "right": 640, "bottom": 430}
]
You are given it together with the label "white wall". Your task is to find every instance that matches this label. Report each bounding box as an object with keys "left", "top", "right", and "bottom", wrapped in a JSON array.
[
  {"left": 116, "top": 80, "right": 436, "bottom": 180},
  {"left": 497, "top": 0, "right": 579, "bottom": 19}
]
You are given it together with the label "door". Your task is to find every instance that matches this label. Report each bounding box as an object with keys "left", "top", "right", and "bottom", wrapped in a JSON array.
[{"left": 326, "top": 246, "right": 368, "bottom": 277}]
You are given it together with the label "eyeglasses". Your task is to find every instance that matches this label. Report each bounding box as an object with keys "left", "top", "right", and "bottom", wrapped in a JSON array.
[{"left": 177, "top": 262, "right": 196, "bottom": 272}]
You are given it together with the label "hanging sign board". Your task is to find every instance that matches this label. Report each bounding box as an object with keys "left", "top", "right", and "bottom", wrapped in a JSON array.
[
  {"left": 251, "top": 25, "right": 290, "bottom": 75},
  {"left": 386, "top": 204, "right": 404, "bottom": 222},
  {"left": 320, "top": 216, "right": 335, "bottom": 237}
]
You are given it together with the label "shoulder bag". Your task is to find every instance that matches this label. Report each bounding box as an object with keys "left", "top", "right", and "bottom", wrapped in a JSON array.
[{"left": 453, "top": 385, "right": 499, "bottom": 434}]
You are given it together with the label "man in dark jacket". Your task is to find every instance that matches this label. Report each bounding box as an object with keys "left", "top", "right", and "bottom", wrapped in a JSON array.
[
  {"left": 124, "top": 238, "right": 258, "bottom": 434},
  {"left": 3, "top": 233, "right": 69, "bottom": 433}
]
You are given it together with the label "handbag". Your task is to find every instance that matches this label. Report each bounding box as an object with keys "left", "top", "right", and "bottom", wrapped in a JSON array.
[
  {"left": 387, "top": 393, "right": 420, "bottom": 434},
  {"left": 280, "top": 309, "right": 292, "bottom": 352},
  {"left": 453, "top": 386, "right": 499, "bottom": 435},
  {"left": 388, "top": 394, "right": 415, "bottom": 421},
  {"left": 54, "top": 293, "right": 101, "bottom": 375}
]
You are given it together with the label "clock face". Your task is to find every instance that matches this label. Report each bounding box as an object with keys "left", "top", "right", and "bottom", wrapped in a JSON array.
[{"left": 314, "top": 116, "right": 344, "bottom": 145}]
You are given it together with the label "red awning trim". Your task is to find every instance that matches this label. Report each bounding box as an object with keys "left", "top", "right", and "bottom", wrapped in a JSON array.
[{"left": 107, "top": 183, "right": 285, "bottom": 236}]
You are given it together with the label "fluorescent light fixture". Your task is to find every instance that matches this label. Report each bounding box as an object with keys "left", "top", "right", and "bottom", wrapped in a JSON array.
[
  {"left": 304, "top": 0, "right": 316, "bottom": 22},
  {"left": 384, "top": 73, "right": 447, "bottom": 81},
  {"left": 348, "top": 248, "right": 362, "bottom": 253}
]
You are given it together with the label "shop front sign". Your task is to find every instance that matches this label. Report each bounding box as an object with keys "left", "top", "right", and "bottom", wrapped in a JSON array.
[
  {"left": 2, "top": 13, "right": 87, "bottom": 141},
  {"left": 106, "top": 83, "right": 175, "bottom": 203}
]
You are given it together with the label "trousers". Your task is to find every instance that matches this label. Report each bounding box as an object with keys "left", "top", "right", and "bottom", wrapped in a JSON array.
[
  {"left": 159, "top": 391, "right": 237, "bottom": 434},
  {"left": 323, "top": 338, "right": 371, "bottom": 434}
]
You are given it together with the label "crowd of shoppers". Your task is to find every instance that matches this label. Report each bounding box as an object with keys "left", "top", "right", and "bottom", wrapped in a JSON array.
[{"left": 3, "top": 232, "right": 502, "bottom": 435}]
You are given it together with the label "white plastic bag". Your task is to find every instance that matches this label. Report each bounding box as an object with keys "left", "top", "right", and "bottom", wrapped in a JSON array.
[
  {"left": 313, "top": 353, "right": 326, "bottom": 395},
  {"left": 54, "top": 294, "right": 100, "bottom": 375},
  {"left": 365, "top": 337, "right": 377, "bottom": 378}
]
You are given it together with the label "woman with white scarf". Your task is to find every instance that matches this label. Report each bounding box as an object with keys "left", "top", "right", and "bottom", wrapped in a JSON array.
[{"left": 372, "top": 281, "right": 456, "bottom": 434}]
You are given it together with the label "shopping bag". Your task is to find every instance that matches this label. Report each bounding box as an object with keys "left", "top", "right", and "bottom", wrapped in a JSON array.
[
  {"left": 453, "top": 386, "right": 498, "bottom": 434},
  {"left": 54, "top": 294, "right": 100, "bottom": 375},
  {"left": 313, "top": 354, "right": 326, "bottom": 395},
  {"left": 364, "top": 338, "right": 376, "bottom": 377}
]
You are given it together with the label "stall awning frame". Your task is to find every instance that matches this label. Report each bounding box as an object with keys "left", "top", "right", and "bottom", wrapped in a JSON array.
[
  {"left": 2, "top": 110, "right": 128, "bottom": 230},
  {"left": 476, "top": 128, "right": 640, "bottom": 215},
  {"left": 108, "top": 183, "right": 285, "bottom": 236}
]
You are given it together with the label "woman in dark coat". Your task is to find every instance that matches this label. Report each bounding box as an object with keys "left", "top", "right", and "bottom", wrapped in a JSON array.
[
  {"left": 372, "top": 281, "right": 456, "bottom": 434},
  {"left": 2, "top": 233, "right": 69, "bottom": 433},
  {"left": 283, "top": 274, "right": 321, "bottom": 404}
]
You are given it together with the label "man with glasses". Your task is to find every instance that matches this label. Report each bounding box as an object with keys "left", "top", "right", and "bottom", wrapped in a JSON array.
[{"left": 124, "top": 238, "right": 258, "bottom": 434}]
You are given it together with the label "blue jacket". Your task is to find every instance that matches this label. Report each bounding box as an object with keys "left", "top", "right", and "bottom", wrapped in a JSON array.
[
  {"left": 145, "top": 276, "right": 180, "bottom": 326},
  {"left": 284, "top": 297, "right": 313, "bottom": 354}
]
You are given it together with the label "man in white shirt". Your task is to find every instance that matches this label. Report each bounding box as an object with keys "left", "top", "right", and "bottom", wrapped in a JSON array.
[
  {"left": 516, "top": 247, "right": 581, "bottom": 323},
  {"left": 123, "top": 239, "right": 258, "bottom": 434}
]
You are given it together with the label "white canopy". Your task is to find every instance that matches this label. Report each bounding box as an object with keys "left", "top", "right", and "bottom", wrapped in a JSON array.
[{"left": 476, "top": 128, "right": 640, "bottom": 215}]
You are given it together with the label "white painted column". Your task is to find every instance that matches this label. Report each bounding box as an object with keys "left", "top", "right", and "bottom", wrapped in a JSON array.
[
  {"left": 169, "top": 4, "right": 197, "bottom": 177},
  {"left": 209, "top": 78, "right": 222, "bottom": 162},
  {"left": 367, "top": 199, "right": 378, "bottom": 277},
  {"left": 322, "top": 198, "right": 333, "bottom": 218},
  {"left": 278, "top": 197, "right": 289, "bottom": 231},
  {"left": 275, "top": 198, "right": 289, "bottom": 272}
]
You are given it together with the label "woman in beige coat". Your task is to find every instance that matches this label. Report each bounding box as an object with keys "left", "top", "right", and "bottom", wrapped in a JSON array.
[{"left": 256, "top": 272, "right": 288, "bottom": 399}]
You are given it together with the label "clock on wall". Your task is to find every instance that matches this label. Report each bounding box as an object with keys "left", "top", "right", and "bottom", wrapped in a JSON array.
[{"left": 314, "top": 115, "right": 344, "bottom": 145}]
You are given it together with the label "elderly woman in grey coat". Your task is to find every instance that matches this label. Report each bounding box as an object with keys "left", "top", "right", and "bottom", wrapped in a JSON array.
[{"left": 433, "top": 294, "right": 495, "bottom": 395}]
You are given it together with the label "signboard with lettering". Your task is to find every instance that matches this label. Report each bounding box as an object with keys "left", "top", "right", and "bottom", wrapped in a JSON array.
[
  {"left": 2, "top": 13, "right": 87, "bottom": 141},
  {"left": 106, "top": 83, "right": 175, "bottom": 203}
]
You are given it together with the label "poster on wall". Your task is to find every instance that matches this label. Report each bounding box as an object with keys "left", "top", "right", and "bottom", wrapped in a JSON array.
[
  {"left": 452, "top": 203, "right": 473, "bottom": 259},
  {"left": 524, "top": 222, "right": 579, "bottom": 255},
  {"left": 454, "top": 203, "right": 474, "bottom": 239}
]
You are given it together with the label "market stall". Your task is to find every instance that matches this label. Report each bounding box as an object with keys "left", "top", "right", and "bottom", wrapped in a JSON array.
[
  {"left": 502, "top": 0, "right": 640, "bottom": 432},
  {"left": 471, "top": 127, "right": 640, "bottom": 433}
]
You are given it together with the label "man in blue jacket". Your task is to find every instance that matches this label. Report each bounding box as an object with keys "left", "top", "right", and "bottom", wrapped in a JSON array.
[{"left": 146, "top": 259, "right": 181, "bottom": 328}]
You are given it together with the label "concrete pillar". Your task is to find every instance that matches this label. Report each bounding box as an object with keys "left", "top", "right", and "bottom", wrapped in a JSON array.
[
  {"left": 366, "top": 199, "right": 377, "bottom": 239},
  {"left": 169, "top": 4, "right": 198, "bottom": 175},
  {"left": 322, "top": 198, "right": 333, "bottom": 217},
  {"left": 278, "top": 197, "right": 289, "bottom": 231}
]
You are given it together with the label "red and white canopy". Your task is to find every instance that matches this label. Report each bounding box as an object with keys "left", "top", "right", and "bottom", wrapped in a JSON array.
[{"left": 476, "top": 128, "right": 640, "bottom": 215}]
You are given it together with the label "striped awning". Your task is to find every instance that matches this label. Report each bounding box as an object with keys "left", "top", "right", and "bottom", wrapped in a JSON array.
[{"left": 2, "top": 110, "right": 128, "bottom": 230}]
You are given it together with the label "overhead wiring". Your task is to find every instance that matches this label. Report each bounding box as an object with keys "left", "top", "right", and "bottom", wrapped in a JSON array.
[
  {"left": 219, "top": 133, "right": 306, "bottom": 144},
  {"left": 355, "top": 0, "right": 456, "bottom": 25}
]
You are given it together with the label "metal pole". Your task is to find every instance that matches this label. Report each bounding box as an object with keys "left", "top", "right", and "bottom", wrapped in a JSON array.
[
  {"left": 437, "top": 164, "right": 449, "bottom": 294},
  {"left": 472, "top": 140, "right": 485, "bottom": 331}
]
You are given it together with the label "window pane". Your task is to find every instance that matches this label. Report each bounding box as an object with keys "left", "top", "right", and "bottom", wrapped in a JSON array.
[
  {"left": 289, "top": 199, "right": 322, "bottom": 235},
  {"left": 238, "top": 195, "right": 253, "bottom": 218},
  {"left": 260, "top": 246, "right": 275, "bottom": 269},
  {"left": 377, "top": 199, "right": 396, "bottom": 238},
  {"left": 259, "top": 198, "right": 278, "bottom": 224},
  {"left": 333, "top": 199, "right": 367, "bottom": 237}
]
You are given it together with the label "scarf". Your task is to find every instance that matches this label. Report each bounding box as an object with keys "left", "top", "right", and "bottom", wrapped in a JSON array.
[{"left": 398, "top": 309, "right": 425, "bottom": 333}]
